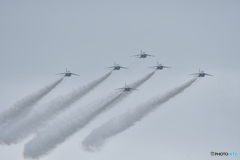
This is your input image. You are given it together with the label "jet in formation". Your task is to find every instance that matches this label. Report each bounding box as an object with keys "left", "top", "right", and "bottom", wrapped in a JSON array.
[
  {"left": 148, "top": 61, "right": 171, "bottom": 70},
  {"left": 56, "top": 69, "right": 80, "bottom": 77},
  {"left": 115, "top": 83, "right": 138, "bottom": 92},
  {"left": 190, "top": 69, "right": 213, "bottom": 77},
  {"left": 131, "top": 50, "right": 154, "bottom": 58},
  {"left": 105, "top": 62, "right": 128, "bottom": 70}
]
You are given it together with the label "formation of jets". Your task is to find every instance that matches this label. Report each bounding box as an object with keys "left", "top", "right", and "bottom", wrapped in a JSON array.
[{"left": 56, "top": 50, "right": 213, "bottom": 91}]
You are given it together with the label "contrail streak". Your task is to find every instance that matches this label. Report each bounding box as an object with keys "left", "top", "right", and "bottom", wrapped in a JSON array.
[
  {"left": 23, "top": 92, "right": 122, "bottom": 159},
  {"left": 81, "top": 78, "right": 197, "bottom": 151},
  {"left": 23, "top": 71, "right": 155, "bottom": 159},
  {"left": 0, "top": 72, "right": 111, "bottom": 145},
  {"left": 130, "top": 71, "right": 155, "bottom": 88},
  {"left": 0, "top": 78, "right": 63, "bottom": 128}
]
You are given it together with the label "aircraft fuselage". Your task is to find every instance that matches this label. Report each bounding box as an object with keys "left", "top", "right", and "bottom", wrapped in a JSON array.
[
  {"left": 124, "top": 88, "right": 131, "bottom": 91},
  {"left": 113, "top": 66, "right": 121, "bottom": 70},
  {"left": 65, "top": 73, "right": 72, "bottom": 77},
  {"left": 198, "top": 73, "right": 205, "bottom": 77},
  {"left": 156, "top": 66, "right": 163, "bottom": 70},
  {"left": 140, "top": 54, "right": 147, "bottom": 58}
]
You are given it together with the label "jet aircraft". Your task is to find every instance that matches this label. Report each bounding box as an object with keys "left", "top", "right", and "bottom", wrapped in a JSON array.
[
  {"left": 56, "top": 69, "right": 79, "bottom": 77},
  {"left": 115, "top": 83, "right": 138, "bottom": 92},
  {"left": 148, "top": 61, "right": 171, "bottom": 70},
  {"left": 190, "top": 69, "right": 213, "bottom": 77},
  {"left": 105, "top": 62, "right": 128, "bottom": 70},
  {"left": 131, "top": 50, "right": 154, "bottom": 58}
]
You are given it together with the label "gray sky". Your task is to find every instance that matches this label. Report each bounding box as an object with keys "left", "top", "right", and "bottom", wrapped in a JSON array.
[{"left": 0, "top": 0, "right": 240, "bottom": 160}]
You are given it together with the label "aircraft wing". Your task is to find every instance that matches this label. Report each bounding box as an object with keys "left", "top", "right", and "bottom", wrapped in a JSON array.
[
  {"left": 104, "top": 66, "right": 114, "bottom": 69},
  {"left": 71, "top": 73, "right": 80, "bottom": 76},
  {"left": 56, "top": 72, "right": 67, "bottom": 75},
  {"left": 146, "top": 54, "right": 155, "bottom": 57},
  {"left": 205, "top": 73, "right": 213, "bottom": 76},
  {"left": 120, "top": 66, "right": 128, "bottom": 69},
  {"left": 148, "top": 66, "right": 158, "bottom": 68},
  {"left": 163, "top": 66, "right": 171, "bottom": 69},
  {"left": 131, "top": 54, "right": 141, "bottom": 57},
  {"left": 189, "top": 73, "right": 199, "bottom": 75},
  {"left": 115, "top": 88, "right": 125, "bottom": 90},
  {"left": 130, "top": 88, "right": 138, "bottom": 91}
]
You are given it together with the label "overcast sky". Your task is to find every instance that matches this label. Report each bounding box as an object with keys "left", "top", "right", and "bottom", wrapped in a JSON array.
[{"left": 0, "top": 0, "right": 240, "bottom": 160}]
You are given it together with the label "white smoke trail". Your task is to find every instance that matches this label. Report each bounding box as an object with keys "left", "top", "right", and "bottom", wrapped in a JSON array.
[
  {"left": 82, "top": 78, "right": 197, "bottom": 151},
  {"left": 130, "top": 71, "right": 155, "bottom": 88},
  {"left": 0, "top": 72, "right": 111, "bottom": 145},
  {"left": 0, "top": 78, "right": 63, "bottom": 128},
  {"left": 23, "top": 92, "right": 122, "bottom": 159},
  {"left": 23, "top": 71, "right": 155, "bottom": 159}
]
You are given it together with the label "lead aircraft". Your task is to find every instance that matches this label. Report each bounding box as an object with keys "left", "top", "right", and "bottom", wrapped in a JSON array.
[{"left": 131, "top": 49, "right": 154, "bottom": 58}]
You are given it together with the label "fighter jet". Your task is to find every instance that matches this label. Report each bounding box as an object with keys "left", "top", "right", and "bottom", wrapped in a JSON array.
[
  {"left": 105, "top": 62, "right": 128, "bottom": 70},
  {"left": 115, "top": 83, "right": 138, "bottom": 92},
  {"left": 190, "top": 69, "right": 213, "bottom": 77},
  {"left": 148, "top": 61, "right": 171, "bottom": 70},
  {"left": 131, "top": 49, "right": 154, "bottom": 58},
  {"left": 56, "top": 69, "right": 79, "bottom": 77}
]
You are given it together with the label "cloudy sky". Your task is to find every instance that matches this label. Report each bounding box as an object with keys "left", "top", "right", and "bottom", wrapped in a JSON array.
[{"left": 0, "top": 0, "right": 239, "bottom": 160}]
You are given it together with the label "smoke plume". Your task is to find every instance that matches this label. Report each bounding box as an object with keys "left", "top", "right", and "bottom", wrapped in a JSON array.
[
  {"left": 0, "top": 78, "right": 63, "bottom": 128},
  {"left": 82, "top": 78, "right": 197, "bottom": 151},
  {"left": 0, "top": 72, "right": 111, "bottom": 145}
]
